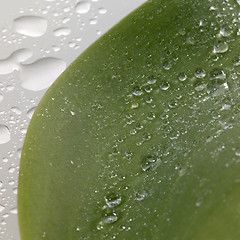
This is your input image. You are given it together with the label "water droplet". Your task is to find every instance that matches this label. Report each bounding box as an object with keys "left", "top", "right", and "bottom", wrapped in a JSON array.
[
  {"left": 233, "top": 56, "right": 240, "bottom": 66},
  {"left": 178, "top": 72, "right": 187, "bottom": 81},
  {"left": 220, "top": 26, "right": 232, "bottom": 37},
  {"left": 53, "top": 27, "right": 71, "bottom": 37},
  {"left": 0, "top": 94, "right": 3, "bottom": 103},
  {"left": 141, "top": 155, "right": 160, "bottom": 172},
  {"left": 195, "top": 68, "right": 206, "bottom": 78},
  {"left": 0, "top": 125, "right": 10, "bottom": 144},
  {"left": 20, "top": 57, "right": 66, "bottom": 91},
  {"left": 10, "top": 208, "right": 18, "bottom": 214},
  {"left": 209, "top": 68, "right": 226, "bottom": 81},
  {"left": 131, "top": 102, "right": 139, "bottom": 109},
  {"left": 27, "top": 107, "right": 37, "bottom": 119},
  {"left": 163, "top": 60, "right": 172, "bottom": 70},
  {"left": 102, "top": 208, "right": 118, "bottom": 224},
  {"left": 144, "top": 85, "right": 152, "bottom": 93},
  {"left": 143, "top": 132, "right": 151, "bottom": 141},
  {"left": 147, "top": 76, "right": 156, "bottom": 84},
  {"left": 75, "top": 1, "right": 91, "bottom": 14},
  {"left": 135, "top": 190, "right": 148, "bottom": 201},
  {"left": 159, "top": 81, "right": 170, "bottom": 90},
  {"left": 104, "top": 192, "right": 121, "bottom": 208},
  {"left": 11, "top": 107, "right": 22, "bottom": 115},
  {"left": 98, "top": 8, "right": 107, "bottom": 14},
  {"left": 0, "top": 205, "right": 5, "bottom": 212},
  {"left": 237, "top": 0, "right": 240, "bottom": 6},
  {"left": 13, "top": 16, "right": 48, "bottom": 37},
  {"left": 213, "top": 41, "right": 229, "bottom": 54},
  {"left": 132, "top": 86, "right": 143, "bottom": 96},
  {"left": 147, "top": 112, "right": 155, "bottom": 120}
]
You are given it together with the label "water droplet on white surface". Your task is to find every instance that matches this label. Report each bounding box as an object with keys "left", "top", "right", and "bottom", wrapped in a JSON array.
[
  {"left": 0, "top": 94, "right": 3, "bottom": 103},
  {"left": 11, "top": 107, "right": 22, "bottom": 115},
  {"left": 10, "top": 208, "right": 18, "bottom": 214},
  {"left": 0, "top": 49, "right": 32, "bottom": 75},
  {"left": 0, "top": 125, "right": 10, "bottom": 144},
  {"left": 0, "top": 205, "right": 5, "bottom": 212},
  {"left": 27, "top": 107, "right": 37, "bottom": 119},
  {"left": 53, "top": 27, "right": 71, "bottom": 37},
  {"left": 75, "top": 1, "right": 91, "bottom": 14},
  {"left": 20, "top": 58, "right": 66, "bottom": 91},
  {"left": 98, "top": 8, "right": 107, "bottom": 14},
  {"left": 13, "top": 16, "right": 48, "bottom": 37}
]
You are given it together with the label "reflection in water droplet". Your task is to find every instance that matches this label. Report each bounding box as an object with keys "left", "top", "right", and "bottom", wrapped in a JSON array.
[
  {"left": 53, "top": 27, "right": 71, "bottom": 37},
  {"left": 0, "top": 125, "right": 10, "bottom": 144},
  {"left": 13, "top": 16, "right": 48, "bottom": 37},
  {"left": 102, "top": 208, "right": 118, "bottom": 224},
  {"left": 105, "top": 192, "right": 121, "bottom": 208},
  {"left": 75, "top": 1, "right": 91, "bottom": 14},
  {"left": 20, "top": 57, "right": 66, "bottom": 91},
  {"left": 213, "top": 41, "right": 229, "bottom": 54},
  {"left": 141, "top": 155, "right": 160, "bottom": 172},
  {"left": 195, "top": 68, "right": 206, "bottom": 78}
]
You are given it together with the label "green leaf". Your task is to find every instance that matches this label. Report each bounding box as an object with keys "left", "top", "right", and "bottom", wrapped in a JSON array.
[{"left": 18, "top": 0, "right": 240, "bottom": 239}]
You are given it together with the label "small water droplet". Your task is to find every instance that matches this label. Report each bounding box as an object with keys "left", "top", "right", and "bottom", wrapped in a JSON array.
[
  {"left": 53, "top": 27, "right": 71, "bottom": 37},
  {"left": 159, "top": 81, "right": 170, "bottom": 90},
  {"left": 178, "top": 72, "right": 187, "bottom": 81},
  {"left": 27, "top": 107, "right": 36, "bottom": 119},
  {"left": 13, "top": 16, "right": 48, "bottom": 37},
  {"left": 209, "top": 68, "right": 226, "bottom": 81},
  {"left": 75, "top": 1, "right": 91, "bottom": 14},
  {"left": 147, "top": 112, "right": 155, "bottom": 120},
  {"left": 131, "top": 102, "right": 139, "bottom": 109},
  {"left": 141, "top": 155, "right": 160, "bottom": 172},
  {"left": 220, "top": 26, "right": 232, "bottom": 37},
  {"left": 104, "top": 192, "right": 121, "bottom": 208},
  {"left": 98, "top": 8, "right": 107, "bottom": 14},
  {"left": 102, "top": 208, "right": 118, "bottom": 224},
  {"left": 0, "top": 94, "right": 3, "bottom": 103},
  {"left": 0, "top": 125, "right": 10, "bottom": 144},
  {"left": 213, "top": 41, "right": 229, "bottom": 54},
  {"left": 10, "top": 208, "right": 18, "bottom": 214},
  {"left": 163, "top": 61, "right": 172, "bottom": 70},
  {"left": 132, "top": 86, "right": 143, "bottom": 96},
  {"left": 0, "top": 205, "right": 5, "bottom": 212},
  {"left": 195, "top": 68, "right": 206, "bottom": 78},
  {"left": 135, "top": 190, "right": 148, "bottom": 201},
  {"left": 233, "top": 56, "right": 240, "bottom": 66}
]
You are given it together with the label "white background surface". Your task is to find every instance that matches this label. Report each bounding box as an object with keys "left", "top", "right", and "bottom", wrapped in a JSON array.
[{"left": 0, "top": 0, "right": 147, "bottom": 239}]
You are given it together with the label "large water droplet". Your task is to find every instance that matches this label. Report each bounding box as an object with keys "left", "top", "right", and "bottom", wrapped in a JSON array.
[
  {"left": 53, "top": 27, "right": 71, "bottom": 37},
  {"left": 141, "top": 155, "right": 161, "bottom": 172},
  {"left": 13, "top": 16, "right": 48, "bottom": 37},
  {"left": 104, "top": 192, "right": 122, "bottom": 208},
  {"left": 0, "top": 125, "right": 11, "bottom": 144},
  {"left": 213, "top": 41, "right": 229, "bottom": 54},
  {"left": 19, "top": 58, "right": 66, "bottom": 91},
  {"left": 75, "top": 1, "right": 91, "bottom": 14}
]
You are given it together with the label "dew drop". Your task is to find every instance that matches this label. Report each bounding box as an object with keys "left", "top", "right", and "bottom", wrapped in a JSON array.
[
  {"left": 220, "top": 26, "right": 232, "bottom": 37},
  {"left": 213, "top": 41, "right": 229, "bottom": 54},
  {"left": 141, "top": 155, "right": 160, "bottom": 172},
  {"left": 0, "top": 125, "right": 10, "bottom": 144},
  {"left": 160, "top": 81, "right": 170, "bottom": 90},
  {"left": 132, "top": 86, "right": 143, "bottom": 96},
  {"left": 135, "top": 190, "right": 148, "bottom": 201},
  {"left": 147, "top": 112, "right": 155, "bottom": 120},
  {"left": 233, "top": 56, "right": 240, "bottom": 66},
  {"left": 178, "top": 72, "right": 187, "bottom": 81},
  {"left": 20, "top": 57, "right": 66, "bottom": 91},
  {"left": 209, "top": 68, "right": 226, "bottom": 81},
  {"left": 104, "top": 192, "right": 121, "bottom": 208},
  {"left": 195, "top": 68, "right": 206, "bottom": 78},
  {"left": 75, "top": 1, "right": 91, "bottom": 14},
  {"left": 163, "top": 60, "right": 172, "bottom": 70},
  {"left": 10, "top": 208, "right": 18, "bottom": 214},
  {"left": 13, "top": 16, "right": 48, "bottom": 37},
  {"left": 102, "top": 208, "right": 118, "bottom": 224},
  {"left": 53, "top": 27, "right": 71, "bottom": 37}
]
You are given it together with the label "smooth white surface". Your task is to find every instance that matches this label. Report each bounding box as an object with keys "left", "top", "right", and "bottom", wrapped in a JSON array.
[{"left": 0, "top": 0, "right": 147, "bottom": 239}]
